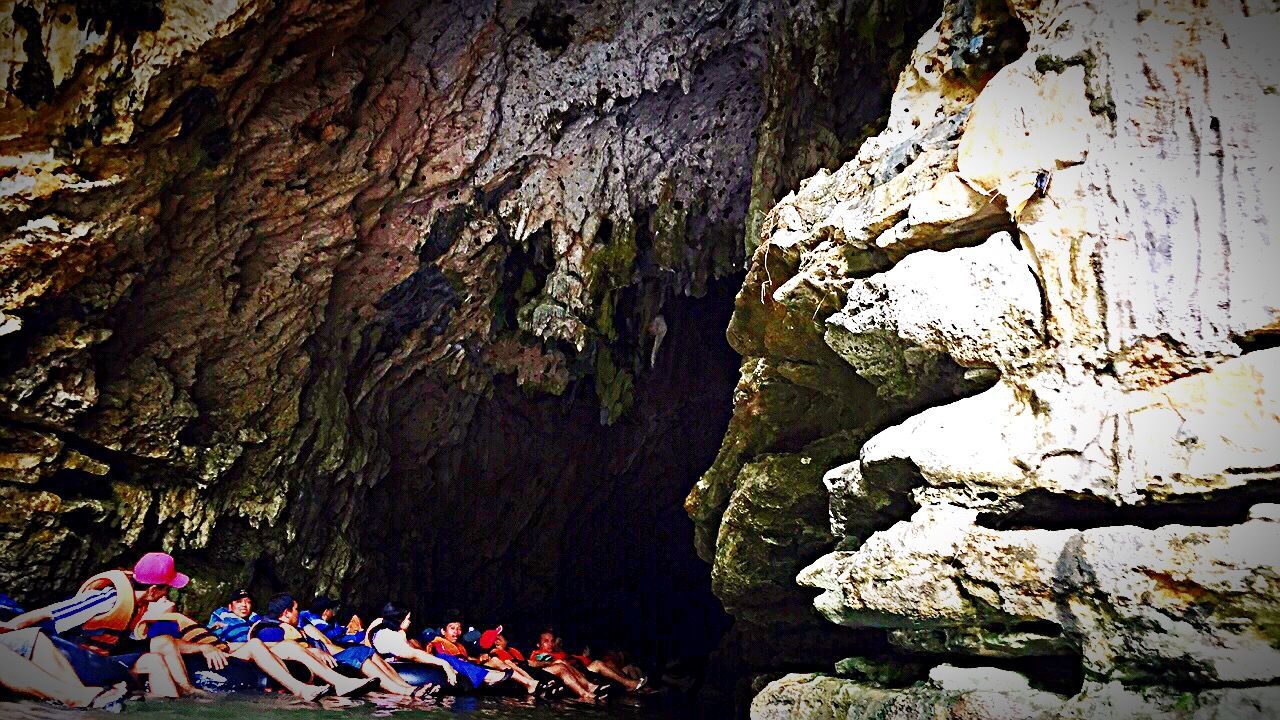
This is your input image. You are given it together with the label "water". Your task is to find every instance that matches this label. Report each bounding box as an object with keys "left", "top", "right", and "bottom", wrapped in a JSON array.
[{"left": 0, "top": 690, "right": 699, "bottom": 720}]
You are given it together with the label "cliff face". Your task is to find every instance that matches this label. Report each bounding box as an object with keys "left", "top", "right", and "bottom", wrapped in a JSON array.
[
  {"left": 689, "top": 0, "right": 1280, "bottom": 716},
  {"left": 0, "top": 0, "right": 934, "bottom": 664}
]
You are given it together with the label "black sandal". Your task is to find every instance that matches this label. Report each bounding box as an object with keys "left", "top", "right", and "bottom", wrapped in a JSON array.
[{"left": 410, "top": 683, "right": 438, "bottom": 700}]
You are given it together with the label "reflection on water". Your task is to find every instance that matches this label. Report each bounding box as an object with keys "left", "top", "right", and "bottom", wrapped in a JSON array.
[{"left": 0, "top": 690, "right": 695, "bottom": 720}]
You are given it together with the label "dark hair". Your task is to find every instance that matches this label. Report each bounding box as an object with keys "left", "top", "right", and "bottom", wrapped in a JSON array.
[
  {"left": 333, "top": 607, "right": 356, "bottom": 627},
  {"left": 310, "top": 596, "right": 336, "bottom": 614},
  {"left": 266, "top": 593, "right": 296, "bottom": 619},
  {"left": 442, "top": 609, "right": 464, "bottom": 629},
  {"left": 381, "top": 601, "right": 410, "bottom": 631}
]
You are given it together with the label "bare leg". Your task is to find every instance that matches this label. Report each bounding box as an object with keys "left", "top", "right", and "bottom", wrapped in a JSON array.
[
  {"left": 257, "top": 642, "right": 370, "bottom": 696},
  {"left": 542, "top": 663, "right": 594, "bottom": 699},
  {"left": 478, "top": 665, "right": 533, "bottom": 691},
  {"left": 587, "top": 659, "right": 639, "bottom": 690},
  {"left": 481, "top": 657, "right": 539, "bottom": 692},
  {"left": 132, "top": 652, "right": 179, "bottom": 699},
  {"left": 360, "top": 655, "right": 417, "bottom": 695},
  {"left": 26, "top": 633, "right": 90, "bottom": 687},
  {"left": 0, "top": 643, "right": 102, "bottom": 707},
  {"left": 147, "top": 636, "right": 206, "bottom": 697},
  {"left": 227, "top": 639, "right": 329, "bottom": 700}
]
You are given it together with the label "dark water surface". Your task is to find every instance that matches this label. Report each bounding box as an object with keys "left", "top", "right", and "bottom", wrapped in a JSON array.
[{"left": 0, "top": 690, "right": 698, "bottom": 720}]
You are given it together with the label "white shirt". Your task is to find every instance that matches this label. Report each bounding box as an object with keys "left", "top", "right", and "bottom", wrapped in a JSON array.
[{"left": 371, "top": 628, "right": 416, "bottom": 659}]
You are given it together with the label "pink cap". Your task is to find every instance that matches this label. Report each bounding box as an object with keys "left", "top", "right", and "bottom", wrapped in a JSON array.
[{"left": 132, "top": 552, "right": 189, "bottom": 589}]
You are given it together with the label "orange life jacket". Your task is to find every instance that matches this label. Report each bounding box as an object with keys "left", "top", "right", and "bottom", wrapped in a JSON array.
[
  {"left": 75, "top": 570, "right": 141, "bottom": 655},
  {"left": 136, "top": 612, "right": 229, "bottom": 652},
  {"left": 494, "top": 646, "right": 524, "bottom": 663},
  {"left": 429, "top": 636, "right": 469, "bottom": 658}
]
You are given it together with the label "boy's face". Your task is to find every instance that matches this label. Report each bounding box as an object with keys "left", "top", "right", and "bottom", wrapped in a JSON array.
[
  {"left": 228, "top": 597, "right": 253, "bottom": 619},
  {"left": 494, "top": 634, "right": 508, "bottom": 650},
  {"left": 444, "top": 621, "right": 462, "bottom": 642},
  {"left": 281, "top": 601, "right": 300, "bottom": 626},
  {"left": 142, "top": 585, "right": 170, "bottom": 603}
]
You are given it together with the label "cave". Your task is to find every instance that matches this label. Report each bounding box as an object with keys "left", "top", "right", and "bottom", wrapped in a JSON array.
[
  {"left": 3, "top": 0, "right": 1279, "bottom": 718},
  {"left": 353, "top": 276, "right": 743, "bottom": 670}
]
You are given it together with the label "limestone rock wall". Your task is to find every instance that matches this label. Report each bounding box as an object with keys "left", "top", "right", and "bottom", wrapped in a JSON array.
[
  {"left": 0, "top": 0, "right": 938, "bottom": 660},
  {"left": 688, "top": 0, "right": 1280, "bottom": 715}
]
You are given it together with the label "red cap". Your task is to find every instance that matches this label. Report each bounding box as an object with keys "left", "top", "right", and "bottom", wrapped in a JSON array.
[
  {"left": 132, "top": 552, "right": 189, "bottom": 589},
  {"left": 479, "top": 625, "right": 503, "bottom": 649}
]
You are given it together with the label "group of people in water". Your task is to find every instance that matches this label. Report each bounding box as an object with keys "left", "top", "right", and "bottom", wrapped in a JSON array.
[{"left": 0, "top": 552, "right": 648, "bottom": 711}]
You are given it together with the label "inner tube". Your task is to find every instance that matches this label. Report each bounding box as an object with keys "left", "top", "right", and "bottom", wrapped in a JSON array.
[
  {"left": 50, "top": 635, "right": 136, "bottom": 688},
  {"left": 388, "top": 662, "right": 465, "bottom": 693},
  {"left": 183, "top": 655, "right": 275, "bottom": 693}
]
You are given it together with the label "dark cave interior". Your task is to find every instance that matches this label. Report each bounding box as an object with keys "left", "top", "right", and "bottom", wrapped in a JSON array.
[{"left": 349, "top": 277, "right": 743, "bottom": 668}]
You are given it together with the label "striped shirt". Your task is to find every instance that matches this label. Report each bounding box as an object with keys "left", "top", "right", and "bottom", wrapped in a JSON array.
[
  {"left": 49, "top": 588, "right": 118, "bottom": 634},
  {"left": 207, "top": 607, "right": 259, "bottom": 642}
]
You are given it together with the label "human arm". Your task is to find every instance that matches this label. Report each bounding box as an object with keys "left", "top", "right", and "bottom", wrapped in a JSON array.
[
  {"left": 1, "top": 590, "right": 117, "bottom": 634},
  {"left": 173, "top": 638, "right": 231, "bottom": 670},
  {"left": 305, "top": 646, "right": 338, "bottom": 668},
  {"left": 0, "top": 606, "right": 54, "bottom": 631},
  {"left": 376, "top": 632, "right": 458, "bottom": 685},
  {"left": 398, "top": 647, "right": 458, "bottom": 685},
  {"left": 301, "top": 624, "right": 343, "bottom": 654}
]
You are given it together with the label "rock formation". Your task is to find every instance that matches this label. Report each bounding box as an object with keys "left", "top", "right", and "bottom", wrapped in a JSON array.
[
  {"left": 0, "top": 0, "right": 936, "bottom": 673},
  {"left": 4, "top": 0, "right": 1277, "bottom": 716},
  {"left": 687, "top": 0, "right": 1280, "bottom": 715}
]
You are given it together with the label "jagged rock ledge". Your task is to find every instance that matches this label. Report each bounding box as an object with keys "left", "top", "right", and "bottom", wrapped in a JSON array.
[{"left": 687, "top": 0, "right": 1280, "bottom": 716}]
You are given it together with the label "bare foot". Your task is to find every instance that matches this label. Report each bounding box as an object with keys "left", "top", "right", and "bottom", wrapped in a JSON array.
[
  {"left": 298, "top": 684, "right": 332, "bottom": 702},
  {"left": 335, "top": 676, "right": 378, "bottom": 697}
]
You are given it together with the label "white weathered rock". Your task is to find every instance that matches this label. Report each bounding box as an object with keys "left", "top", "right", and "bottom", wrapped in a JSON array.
[
  {"left": 825, "top": 232, "right": 1045, "bottom": 389},
  {"left": 927, "top": 665, "right": 1036, "bottom": 694},
  {"left": 802, "top": 507, "right": 1280, "bottom": 685},
  {"left": 752, "top": 675, "right": 1280, "bottom": 720},
  {"left": 728, "top": 0, "right": 1280, "bottom": 716},
  {"left": 751, "top": 672, "right": 1066, "bottom": 720}
]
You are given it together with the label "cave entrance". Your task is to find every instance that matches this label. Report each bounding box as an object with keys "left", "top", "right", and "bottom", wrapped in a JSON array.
[{"left": 379, "top": 276, "right": 741, "bottom": 673}]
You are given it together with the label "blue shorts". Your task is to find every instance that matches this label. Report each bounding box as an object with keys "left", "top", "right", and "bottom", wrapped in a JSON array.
[
  {"left": 49, "top": 635, "right": 140, "bottom": 687},
  {"left": 433, "top": 653, "right": 492, "bottom": 688},
  {"left": 333, "top": 645, "right": 375, "bottom": 669}
]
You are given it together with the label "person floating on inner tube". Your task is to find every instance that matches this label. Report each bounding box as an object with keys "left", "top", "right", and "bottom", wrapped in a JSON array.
[
  {"left": 479, "top": 627, "right": 599, "bottom": 701},
  {"left": 0, "top": 552, "right": 332, "bottom": 701},
  {"left": 377, "top": 604, "right": 556, "bottom": 697},
  {"left": 0, "top": 630, "right": 128, "bottom": 710},
  {"left": 527, "top": 628, "right": 645, "bottom": 692},
  {"left": 253, "top": 593, "right": 435, "bottom": 699},
  {"left": 193, "top": 589, "right": 373, "bottom": 698},
  {"left": 298, "top": 597, "right": 365, "bottom": 645}
]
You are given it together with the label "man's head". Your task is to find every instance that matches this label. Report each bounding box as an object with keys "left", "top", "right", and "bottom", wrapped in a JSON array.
[
  {"left": 310, "top": 596, "right": 337, "bottom": 622},
  {"left": 267, "top": 593, "right": 298, "bottom": 625},
  {"left": 380, "top": 601, "right": 411, "bottom": 632},
  {"left": 132, "top": 552, "right": 189, "bottom": 601},
  {"left": 536, "top": 630, "right": 556, "bottom": 652},
  {"left": 227, "top": 589, "right": 253, "bottom": 619}
]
